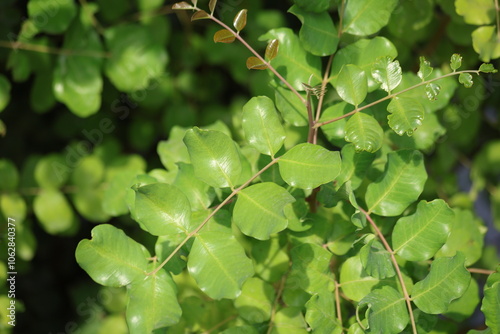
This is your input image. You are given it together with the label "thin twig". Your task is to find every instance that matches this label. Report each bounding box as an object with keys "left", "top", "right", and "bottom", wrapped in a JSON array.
[
  {"left": 312, "top": 54, "right": 334, "bottom": 144},
  {"left": 203, "top": 314, "right": 238, "bottom": 333},
  {"left": 148, "top": 157, "right": 280, "bottom": 276},
  {"left": 467, "top": 267, "right": 496, "bottom": 275},
  {"left": 334, "top": 280, "right": 344, "bottom": 333},
  {"left": 360, "top": 207, "right": 417, "bottom": 334},
  {"left": 0, "top": 40, "right": 111, "bottom": 58},
  {"left": 206, "top": 13, "right": 307, "bottom": 105},
  {"left": 267, "top": 272, "right": 288, "bottom": 334},
  {"left": 314, "top": 70, "right": 481, "bottom": 128},
  {"left": 338, "top": 0, "right": 346, "bottom": 39}
]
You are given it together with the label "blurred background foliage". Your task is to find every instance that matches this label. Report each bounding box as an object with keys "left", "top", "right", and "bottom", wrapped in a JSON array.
[{"left": 0, "top": 0, "right": 499, "bottom": 333}]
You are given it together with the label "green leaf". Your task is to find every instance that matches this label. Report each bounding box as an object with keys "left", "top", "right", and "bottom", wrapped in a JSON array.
[
  {"left": 455, "top": 0, "right": 496, "bottom": 25},
  {"left": 335, "top": 144, "right": 376, "bottom": 190},
  {"left": 105, "top": 24, "right": 167, "bottom": 92},
  {"left": 214, "top": 29, "right": 235, "bottom": 43},
  {"left": 292, "top": 0, "right": 329, "bottom": 13},
  {"left": 233, "top": 9, "right": 247, "bottom": 32},
  {"left": 259, "top": 28, "right": 322, "bottom": 90},
  {"left": 0, "top": 75, "right": 11, "bottom": 112},
  {"left": 435, "top": 208, "right": 485, "bottom": 266},
  {"left": 450, "top": 54, "right": 462, "bottom": 71},
  {"left": 274, "top": 85, "right": 308, "bottom": 126},
  {"left": 335, "top": 64, "right": 367, "bottom": 106},
  {"left": 360, "top": 286, "right": 408, "bottom": 334},
  {"left": 72, "top": 156, "right": 104, "bottom": 189},
  {"left": 246, "top": 56, "right": 268, "bottom": 70},
  {"left": 339, "top": 254, "right": 413, "bottom": 302},
  {"left": 425, "top": 83, "right": 441, "bottom": 100},
  {"left": 233, "top": 182, "right": 295, "bottom": 240},
  {"left": 75, "top": 224, "right": 150, "bottom": 287},
  {"left": 360, "top": 238, "right": 395, "bottom": 279},
  {"left": 278, "top": 143, "right": 342, "bottom": 189},
  {"left": 34, "top": 189, "right": 75, "bottom": 235},
  {"left": 305, "top": 293, "right": 342, "bottom": 334},
  {"left": 188, "top": 223, "right": 254, "bottom": 299},
  {"left": 126, "top": 269, "right": 181, "bottom": 332},
  {"left": 392, "top": 200, "right": 454, "bottom": 261},
  {"left": 288, "top": 243, "right": 335, "bottom": 294},
  {"left": 345, "top": 112, "right": 384, "bottom": 153},
  {"left": 482, "top": 273, "right": 500, "bottom": 332},
  {"left": 459, "top": 72, "right": 474, "bottom": 88},
  {"left": 242, "top": 96, "right": 286, "bottom": 156},
  {"left": 53, "top": 16, "right": 103, "bottom": 117},
  {"left": 134, "top": 183, "right": 192, "bottom": 236},
  {"left": 34, "top": 154, "right": 68, "bottom": 189},
  {"left": 1, "top": 193, "right": 27, "bottom": 222},
  {"left": 28, "top": 0, "right": 77, "bottom": 34},
  {"left": 371, "top": 56, "right": 402, "bottom": 93},
  {"left": 417, "top": 57, "right": 433, "bottom": 81},
  {"left": 0, "top": 159, "right": 18, "bottom": 191},
  {"left": 209, "top": 0, "right": 217, "bottom": 14},
  {"left": 330, "top": 37, "right": 398, "bottom": 91},
  {"left": 343, "top": 0, "right": 398, "bottom": 36},
  {"left": 445, "top": 278, "right": 480, "bottom": 322},
  {"left": 234, "top": 277, "right": 275, "bottom": 323},
  {"left": 172, "top": 2, "right": 195, "bottom": 10},
  {"left": 479, "top": 63, "right": 498, "bottom": 73},
  {"left": 472, "top": 25, "right": 500, "bottom": 62},
  {"left": 386, "top": 96, "right": 425, "bottom": 136},
  {"left": 73, "top": 188, "right": 110, "bottom": 223},
  {"left": 288, "top": 5, "right": 338, "bottom": 56},
  {"left": 251, "top": 236, "right": 290, "bottom": 283},
  {"left": 191, "top": 10, "right": 210, "bottom": 21},
  {"left": 173, "top": 162, "right": 214, "bottom": 211},
  {"left": 365, "top": 150, "right": 427, "bottom": 216},
  {"left": 412, "top": 253, "right": 471, "bottom": 314},
  {"left": 183, "top": 127, "right": 242, "bottom": 188},
  {"left": 271, "top": 307, "right": 308, "bottom": 334}
]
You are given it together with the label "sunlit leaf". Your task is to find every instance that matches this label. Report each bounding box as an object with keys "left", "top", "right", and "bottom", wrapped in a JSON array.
[
  {"left": 274, "top": 85, "right": 307, "bottom": 126},
  {"left": 365, "top": 150, "right": 427, "bottom": 216},
  {"left": 335, "top": 64, "right": 367, "bottom": 106},
  {"left": 126, "top": 269, "right": 181, "bottom": 331},
  {"left": 242, "top": 96, "right": 285, "bottom": 156},
  {"left": 335, "top": 144, "right": 376, "bottom": 190},
  {"left": 259, "top": 28, "right": 321, "bottom": 90},
  {"left": 75, "top": 224, "right": 150, "bottom": 287},
  {"left": 214, "top": 29, "right": 235, "bottom": 43},
  {"left": 288, "top": 5, "right": 338, "bottom": 56},
  {"left": 459, "top": 72, "right": 473, "bottom": 88},
  {"left": 345, "top": 112, "right": 384, "bottom": 153},
  {"left": 371, "top": 56, "right": 402, "bottom": 93},
  {"left": 183, "top": 127, "right": 242, "bottom": 188},
  {"left": 386, "top": 96, "right": 425, "bottom": 136},
  {"left": 359, "top": 286, "right": 408, "bottom": 334},
  {"left": 278, "top": 143, "right": 341, "bottom": 189},
  {"left": 271, "top": 307, "right": 308, "bottom": 333},
  {"left": 265, "top": 39, "right": 279, "bottom": 60},
  {"left": 425, "top": 83, "right": 441, "bottom": 100},
  {"left": 471, "top": 25, "right": 500, "bottom": 62},
  {"left": 172, "top": 2, "right": 195, "bottom": 10},
  {"left": 28, "top": 0, "right": 77, "bottom": 34},
  {"left": 233, "top": 9, "right": 247, "bottom": 32},
  {"left": 445, "top": 278, "right": 480, "bottom": 322},
  {"left": 134, "top": 183, "right": 192, "bottom": 236},
  {"left": 292, "top": 0, "right": 329, "bottom": 13},
  {"left": 343, "top": 0, "right": 398, "bottom": 36},
  {"left": 34, "top": 189, "right": 75, "bottom": 235},
  {"left": 233, "top": 182, "right": 295, "bottom": 240},
  {"left": 251, "top": 236, "right": 289, "bottom": 283},
  {"left": 188, "top": 222, "right": 254, "bottom": 299},
  {"left": 412, "top": 253, "right": 471, "bottom": 314},
  {"left": 417, "top": 56, "right": 433, "bottom": 81},
  {"left": 246, "top": 56, "right": 267, "bottom": 70},
  {"left": 479, "top": 63, "right": 498, "bottom": 73},
  {"left": 191, "top": 10, "right": 210, "bottom": 20},
  {"left": 450, "top": 54, "right": 462, "bottom": 71},
  {"left": 392, "top": 199, "right": 454, "bottom": 261},
  {"left": 455, "top": 0, "right": 496, "bottom": 25}
]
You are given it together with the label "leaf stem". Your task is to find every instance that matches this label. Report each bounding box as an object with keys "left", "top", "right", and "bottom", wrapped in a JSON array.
[
  {"left": 148, "top": 156, "right": 280, "bottom": 276},
  {"left": 312, "top": 54, "right": 334, "bottom": 145},
  {"left": 360, "top": 207, "right": 417, "bottom": 334},
  {"left": 267, "top": 271, "right": 288, "bottom": 334},
  {"left": 467, "top": 267, "right": 496, "bottom": 275},
  {"left": 334, "top": 280, "right": 344, "bottom": 333},
  {"left": 314, "top": 70, "right": 480, "bottom": 128},
  {"left": 338, "top": 0, "right": 346, "bottom": 39},
  {"left": 206, "top": 13, "right": 307, "bottom": 105},
  {"left": 0, "top": 40, "right": 111, "bottom": 58}
]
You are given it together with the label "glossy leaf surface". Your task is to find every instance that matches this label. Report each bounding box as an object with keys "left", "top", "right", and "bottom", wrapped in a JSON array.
[{"left": 345, "top": 112, "right": 384, "bottom": 153}]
